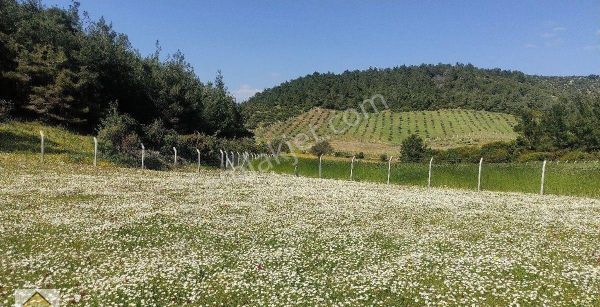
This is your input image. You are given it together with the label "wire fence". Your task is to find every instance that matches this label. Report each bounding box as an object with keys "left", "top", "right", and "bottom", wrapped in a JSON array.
[
  {"left": 247, "top": 155, "right": 600, "bottom": 199},
  {"left": 12, "top": 130, "right": 600, "bottom": 199}
]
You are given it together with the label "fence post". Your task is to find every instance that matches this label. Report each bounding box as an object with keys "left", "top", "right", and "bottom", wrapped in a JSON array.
[
  {"left": 477, "top": 157, "right": 483, "bottom": 192},
  {"left": 172, "top": 147, "right": 177, "bottom": 166},
  {"left": 39, "top": 130, "right": 44, "bottom": 163},
  {"left": 225, "top": 151, "right": 233, "bottom": 169},
  {"left": 294, "top": 163, "right": 298, "bottom": 176},
  {"left": 540, "top": 160, "right": 547, "bottom": 195},
  {"left": 220, "top": 149, "right": 224, "bottom": 169},
  {"left": 141, "top": 143, "right": 145, "bottom": 169},
  {"left": 350, "top": 156, "right": 355, "bottom": 180},
  {"left": 387, "top": 156, "right": 393, "bottom": 184},
  {"left": 93, "top": 137, "right": 98, "bottom": 167},
  {"left": 319, "top": 155, "right": 322, "bottom": 178},
  {"left": 230, "top": 151, "right": 235, "bottom": 170},
  {"left": 196, "top": 148, "right": 201, "bottom": 173},
  {"left": 428, "top": 157, "right": 433, "bottom": 188},
  {"left": 237, "top": 151, "right": 241, "bottom": 166}
]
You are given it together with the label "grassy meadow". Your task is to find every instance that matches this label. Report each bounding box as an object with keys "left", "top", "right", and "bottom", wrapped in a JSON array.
[
  {"left": 1, "top": 121, "right": 600, "bottom": 305},
  {"left": 1, "top": 157, "right": 599, "bottom": 305},
  {"left": 0, "top": 121, "right": 103, "bottom": 165},
  {"left": 250, "top": 156, "right": 600, "bottom": 198},
  {"left": 255, "top": 108, "right": 518, "bottom": 155}
]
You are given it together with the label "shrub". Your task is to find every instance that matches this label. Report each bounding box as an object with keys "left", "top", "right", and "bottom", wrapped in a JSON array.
[
  {"left": 517, "top": 151, "right": 555, "bottom": 162},
  {"left": 310, "top": 140, "right": 333, "bottom": 156},
  {"left": 559, "top": 150, "right": 594, "bottom": 161},
  {"left": 379, "top": 154, "right": 388, "bottom": 161},
  {"left": 0, "top": 100, "right": 14, "bottom": 121},
  {"left": 356, "top": 152, "right": 365, "bottom": 159},
  {"left": 268, "top": 137, "right": 291, "bottom": 154},
  {"left": 400, "top": 134, "right": 427, "bottom": 162},
  {"left": 480, "top": 141, "right": 518, "bottom": 163},
  {"left": 97, "top": 107, "right": 141, "bottom": 157}
]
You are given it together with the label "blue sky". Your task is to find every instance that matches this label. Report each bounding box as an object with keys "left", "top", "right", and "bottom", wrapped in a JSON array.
[{"left": 44, "top": 0, "right": 600, "bottom": 101}]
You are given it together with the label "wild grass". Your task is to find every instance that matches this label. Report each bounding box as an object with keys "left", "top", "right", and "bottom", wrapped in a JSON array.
[
  {"left": 1, "top": 159, "right": 599, "bottom": 305},
  {"left": 250, "top": 156, "right": 600, "bottom": 198}
]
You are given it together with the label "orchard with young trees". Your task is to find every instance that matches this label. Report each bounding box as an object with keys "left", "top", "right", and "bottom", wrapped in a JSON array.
[{"left": 242, "top": 64, "right": 600, "bottom": 154}]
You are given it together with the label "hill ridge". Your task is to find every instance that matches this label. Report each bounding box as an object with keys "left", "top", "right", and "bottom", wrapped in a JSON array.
[{"left": 242, "top": 63, "right": 600, "bottom": 128}]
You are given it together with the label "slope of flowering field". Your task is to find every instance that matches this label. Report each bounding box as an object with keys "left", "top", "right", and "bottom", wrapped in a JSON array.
[
  {"left": 254, "top": 108, "right": 518, "bottom": 155},
  {"left": 0, "top": 161, "right": 599, "bottom": 306}
]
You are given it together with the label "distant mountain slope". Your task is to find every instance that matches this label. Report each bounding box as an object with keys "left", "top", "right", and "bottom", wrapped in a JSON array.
[
  {"left": 255, "top": 108, "right": 518, "bottom": 155},
  {"left": 242, "top": 64, "right": 600, "bottom": 128}
]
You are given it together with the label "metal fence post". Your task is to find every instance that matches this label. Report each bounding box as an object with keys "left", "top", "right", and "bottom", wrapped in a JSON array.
[
  {"left": 173, "top": 147, "right": 177, "bottom": 166},
  {"left": 196, "top": 148, "right": 201, "bottom": 173},
  {"left": 477, "top": 157, "right": 483, "bottom": 192},
  {"left": 350, "top": 156, "right": 355, "bottom": 180},
  {"left": 141, "top": 143, "right": 145, "bottom": 169},
  {"left": 428, "top": 157, "right": 433, "bottom": 188},
  {"left": 93, "top": 137, "right": 98, "bottom": 167},
  {"left": 220, "top": 149, "right": 224, "bottom": 169},
  {"left": 540, "top": 160, "right": 547, "bottom": 195},
  {"left": 319, "top": 155, "right": 322, "bottom": 178},
  {"left": 387, "top": 156, "right": 393, "bottom": 184},
  {"left": 39, "top": 130, "right": 44, "bottom": 163}
]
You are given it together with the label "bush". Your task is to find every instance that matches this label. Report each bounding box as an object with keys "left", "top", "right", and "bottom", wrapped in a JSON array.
[
  {"left": 400, "top": 134, "right": 427, "bottom": 162},
  {"left": 268, "top": 137, "right": 291, "bottom": 154},
  {"left": 480, "top": 141, "right": 518, "bottom": 163},
  {"left": 310, "top": 140, "right": 333, "bottom": 156},
  {"left": 96, "top": 106, "right": 263, "bottom": 169},
  {"left": 356, "top": 152, "right": 365, "bottom": 159},
  {"left": 0, "top": 100, "right": 14, "bottom": 121},
  {"left": 379, "top": 154, "right": 388, "bottom": 161},
  {"left": 97, "top": 107, "right": 141, "bottom": 157},
  {"left": 433, "top": 146, "right": 478, "bottom": 163},
  {"left": 516, "top": 151, "right": 555, "bottom": 162},
  {"left": 559, "top": 150, "right": 594, "bottom": 161}
]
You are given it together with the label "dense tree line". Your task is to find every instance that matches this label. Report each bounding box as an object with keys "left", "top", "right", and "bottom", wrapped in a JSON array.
[
  {"left": 516, "top": 93, "right": 600, "bottom": 152},
  {"left": 0, "top": 0, "right": 247, "bottom": 138},
  {"left": 242, "top": 64, "right": 600, "bottom": 152}
]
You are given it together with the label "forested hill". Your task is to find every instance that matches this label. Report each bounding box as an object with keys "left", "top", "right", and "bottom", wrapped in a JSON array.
[
  {"left": 242, "top": 64, "right": 600, "bottom": 128},
  {"left": 0, "top": 0, "right": 247, "bottom": 138}
]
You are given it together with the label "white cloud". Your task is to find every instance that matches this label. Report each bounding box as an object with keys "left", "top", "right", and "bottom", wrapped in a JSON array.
[
  {"left": 539, "top": 25, "right": 566, "bottom": 47},
  {"left": 583, "top": 45, "right": 600, "bottom": 51},
  {"left": 541, "top": 32, "right": 556, "bottom": 38},
  {"left": 234, "top": 84, "right": 261, "bottom": 102},
  {"left": 524, "top": 43, "right": 538, "bottom": 49}
]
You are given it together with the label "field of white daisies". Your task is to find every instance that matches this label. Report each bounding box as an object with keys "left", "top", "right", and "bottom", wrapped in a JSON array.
[{"left": 1, "top": 160, "right": 599, "bottom": 306}]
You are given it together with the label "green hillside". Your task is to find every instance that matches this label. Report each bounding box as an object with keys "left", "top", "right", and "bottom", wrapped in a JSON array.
[
  {"left": 0, "top": 121, "right": 100, "bottom": 164},
  {"left": 255, "top": 108, "right": 518, "bottom": 155},
  {"left": 242, "top": 64, "right": 600, "bottom": 128}
]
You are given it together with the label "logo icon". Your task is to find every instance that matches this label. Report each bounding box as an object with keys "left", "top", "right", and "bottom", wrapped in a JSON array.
[{"left": 14, "top": 289, "right": 60, "bottom": 307}]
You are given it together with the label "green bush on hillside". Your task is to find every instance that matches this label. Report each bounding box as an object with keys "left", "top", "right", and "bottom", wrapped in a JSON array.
[
  {"left": 400, "top": 134, "right": 428, "bottom": 162},
  {"left": 310, "top": 140, "right": 333, "bottom": 157}
]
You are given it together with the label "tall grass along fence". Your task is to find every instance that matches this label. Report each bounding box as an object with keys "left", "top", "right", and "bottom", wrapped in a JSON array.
[{"left": 249, "top": 155, "right": 600, "bottom": 198}]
